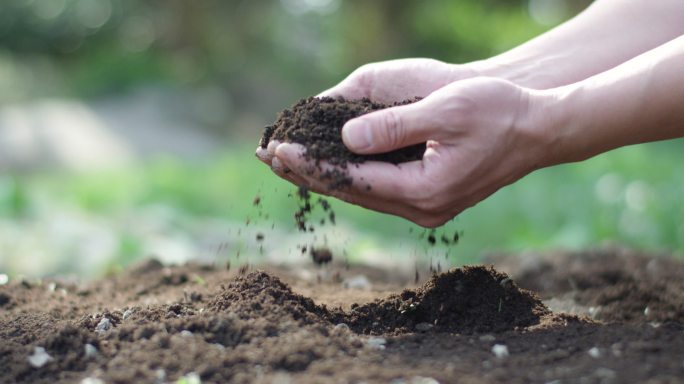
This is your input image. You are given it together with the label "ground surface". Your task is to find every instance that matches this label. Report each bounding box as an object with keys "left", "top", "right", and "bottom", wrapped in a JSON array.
[{"left": 1, "top": 248, "right": 683, "bottom": 383}]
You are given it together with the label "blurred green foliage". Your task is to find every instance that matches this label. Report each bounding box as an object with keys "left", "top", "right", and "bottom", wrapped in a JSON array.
[{"left": 0, "top": 0, "right": 681, "bottom": 278}]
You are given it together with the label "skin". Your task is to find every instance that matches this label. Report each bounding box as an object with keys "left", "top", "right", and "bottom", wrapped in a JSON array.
[{"left": 257, "top": 0, "right": 684, "bottom": 227}]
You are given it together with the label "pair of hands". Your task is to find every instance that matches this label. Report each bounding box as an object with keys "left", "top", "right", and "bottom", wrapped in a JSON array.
[{"left": 256, "top": 59, "right": 547, "bottom": 227}]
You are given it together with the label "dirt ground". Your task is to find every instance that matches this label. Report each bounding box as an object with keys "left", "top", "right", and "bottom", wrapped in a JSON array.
[{"left": 1, "top": 247, "right": 683, "bottom": 383}]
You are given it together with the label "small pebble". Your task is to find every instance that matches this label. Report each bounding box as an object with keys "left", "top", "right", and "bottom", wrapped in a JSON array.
[
  {"left": 122, "top": 309, "right": 134, "bottom": 320},
  {"left": 80, "top": 378, "right": 105, "bottom": 384},
  {"left": 491, "top": 344, "right": 509, "bottom": 359},
  {"left": 588, "top": 347, "right": 601, "bottom": 358},
  {"left": 0, "top": 273, "right": 8, "bottom": 285},
  {"left": 180, "top": 330, "right": 193, "bottom": 337},
  {"left": 179, "top": 372, "right": 201, "bottom": 384},
  {"left": 95, "top": 317, "right": 112, "bottom": 333},
  {"left": 333, "top": 323, "right": 350, "bottom": 332},
  {"left": 343, "top": 275, "right": 372, "bottom": 290},
  {"left": 28, "top": 346, "right": 53, "bottom": 368},
  {"left": 415, "top": 322, "right": 433, "bottom": 332},
  {"left": 84, "top": 344, "right": 98, "bottom": 359},
  {"left": 644, "top": 307, "right": 650, "bottom": 316},
  {"left": 366, "top": 337, "right": 387, "bottom": 350}
]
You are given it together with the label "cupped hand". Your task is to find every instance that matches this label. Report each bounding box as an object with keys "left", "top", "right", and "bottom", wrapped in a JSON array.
[
  {"left": 256, "top": 58, "right": 479, "bottom": 179},
  {"left": 317, "top": 58, "right": 479, "bottom": 103},
  {"left": 260, "top": 77, "right": 550, "bottom": 227}
]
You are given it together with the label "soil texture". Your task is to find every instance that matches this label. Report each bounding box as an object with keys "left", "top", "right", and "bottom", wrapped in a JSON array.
[
  {"left": 2, "top": 248, "right": 684, "bottom": 383},
  {"left": 261, "top": 97, "right": 425, "bottom": 190}
]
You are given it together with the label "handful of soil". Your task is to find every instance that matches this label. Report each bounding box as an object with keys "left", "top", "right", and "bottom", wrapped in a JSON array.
[{"left": 260, "top": 96, "right": 425, "bottom": 171}]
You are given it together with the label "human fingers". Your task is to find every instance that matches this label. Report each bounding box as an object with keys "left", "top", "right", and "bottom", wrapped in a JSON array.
[
  {"left": 275, "top": 142, "right": 430, "bottom": 204},
  {"left": 270, "top": 156, "right": 310, "bottom": 187},
  {"left": 255, "top": 146, "right": 270, "bottom": 165},
  {"left": 341, "top": 98, "right": 447, "bottom": 155}
]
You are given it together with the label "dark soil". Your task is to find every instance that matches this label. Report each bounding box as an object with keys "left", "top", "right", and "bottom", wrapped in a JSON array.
[
  {"left": 2, "top": 249, "right": 684, "bottom": 383},
  {"left": 261, "top": 96, "right": 425, "bottom": 189}
]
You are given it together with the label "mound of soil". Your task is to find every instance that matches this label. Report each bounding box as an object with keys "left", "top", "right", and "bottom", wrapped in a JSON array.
[
  {"left": 2, "top": 251, "right": 684, "bottom": 383},
  {"left": 342, "top": 266, "right": 552, "bottom": 334},
  {"left": 261, "top": 97, "right": 425, "bottom": 188}
]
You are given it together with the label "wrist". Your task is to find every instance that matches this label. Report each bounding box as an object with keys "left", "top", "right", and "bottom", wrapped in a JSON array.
[
  {"left": 527, "top": 85, "right": 595, "bottom": 168},
  {"left": 467, "top": 56, "right": 560, "bottom": 90}
]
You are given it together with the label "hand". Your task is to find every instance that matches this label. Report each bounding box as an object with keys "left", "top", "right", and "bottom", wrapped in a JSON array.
[
  {"left": 256, "top": 58, "right": 480, "bottom": 187},
  {"left": 263, "top": 77, "right": 550, "bottom": 227},
  {"left": 317, "top": 58, "right": 479, "bottom": 103}
]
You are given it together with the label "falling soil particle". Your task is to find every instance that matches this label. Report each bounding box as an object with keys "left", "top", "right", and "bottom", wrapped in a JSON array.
[
  {"left": 310, "top": 247, "right": 333, "bottom": 265},
  {"left": 261, "top": 96, "right": 425, "bottom": 190}
]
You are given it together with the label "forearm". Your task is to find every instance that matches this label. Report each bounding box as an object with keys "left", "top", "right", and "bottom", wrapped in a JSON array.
[
  {"left": 537, "top": 35, "right": 684, "bottom": 166},
  {"left": 471, "top": 0, "right": 684, "bottom": 89}
]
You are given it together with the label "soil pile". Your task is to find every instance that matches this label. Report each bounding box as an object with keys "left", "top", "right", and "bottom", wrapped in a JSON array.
[
  {"left": 260, "top": 97, "right": 425, "bottom": 187},
  {"left": 343, "top": 266, "right": 551, "bottom": 334},
  {"left": 208, "top": 270, "right": 331, "bottom": 323}
]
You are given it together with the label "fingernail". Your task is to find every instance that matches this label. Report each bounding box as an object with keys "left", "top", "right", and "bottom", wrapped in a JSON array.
[{"left": 342, "top": 120, "right": 372, "bottom": 151}]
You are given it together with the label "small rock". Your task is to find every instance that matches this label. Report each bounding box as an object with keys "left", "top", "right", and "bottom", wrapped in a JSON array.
[
  {"left": 179, "top": 372, "right": 201, "bottom": 384},
  {"left": 415, "top": 322, "right": 433, "bottom": 332},
  {"left": 95, "top": 317, "right": 112, "bottom": 333},
  {"left": 479, "top": 334, "right": 496, "bottom": 342},
  {"left": 491, "top": 344, "right": 509, "bottom": 359},
  {"left": 28, "top": 346, "right": 53, "bottom": 368},
  {"left": 366, "top": 337, "right": 387, "bottom": 350},
  {"left": 155, "top": 368, "right": 167, "bottom": 381},
  {"left": 80, "top": 378, "right": 105, "bottom": 384},
  {"left": 333, "top": 323, "right": 350, "bottom": 332},
  {"left": 644, "top": 307, "right": 650, "bottom": 316},
  {"left": 180, "top": 330, "right": 193, "bottom": 337},
  {"left": 588, "top": 347, "right": 601, "bottom": 358},
  {"left": 122, "top": 309, "right": 134, "bottom": 320},
  {"left": 47, "top": 282, "right": 57, "bottom": 292},
  {"left": 84, "top": 344, "right": 98, "bottom": 359},
  {"left": 343, "top": 275, "right": 372, "bottom": 290},
  {"left": 0, "top": 273, "right": 8, "bottom": 285}
]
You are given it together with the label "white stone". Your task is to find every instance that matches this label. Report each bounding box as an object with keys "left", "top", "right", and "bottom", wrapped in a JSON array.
[
  {"left": 28, "top": 346, "right": 53, "bottom": 368},
  {"left": 180, "top": 330, "right": 193, "bottom": 337},
  {"left": 179, "top": 372, "right": 201, "bottom": 384},
  {"left": 84, "top": 344, "right": 98, "bottom": 359},
  {"left": 366, "top": 337, "right": 387, "bottom": 350},
  {"left": 0, "top": 274, "right": 8, "bottom": 285},
  {"left": 122, "top": 309, "right": 134, "bottom": 320},
  {"left": 95, "top": 317, "right": 112, "bottom": 333},
  {"left": 491, "top": 344, "right": 509, "bottom": 359},
  {"left": 588, "top": 347, "right": 601, "bottom": 358},
  {"left": 80, "top": 378, "right": 105, "bottom": 384},
  {"left": 343, "top": 275, "right": 372, "bottom": 290}
]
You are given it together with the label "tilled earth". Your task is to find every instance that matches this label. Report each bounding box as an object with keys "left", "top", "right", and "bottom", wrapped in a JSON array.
[{"left": 1, "top": 248, "right": 684, "bottom": 383}]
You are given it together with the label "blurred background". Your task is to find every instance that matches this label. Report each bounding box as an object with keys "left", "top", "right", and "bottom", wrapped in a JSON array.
[{"left": 0, "top": 0, "right": 682, "bottom": 278}]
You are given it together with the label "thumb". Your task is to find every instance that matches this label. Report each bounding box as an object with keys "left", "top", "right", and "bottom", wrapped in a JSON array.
[{"left": 341, "top": 103, "right": 435, "bottom": 154}]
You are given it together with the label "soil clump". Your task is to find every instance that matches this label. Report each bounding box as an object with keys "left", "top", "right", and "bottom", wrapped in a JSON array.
[{"left": 260, "top": 96, "right": 425, "bottom": 189}]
